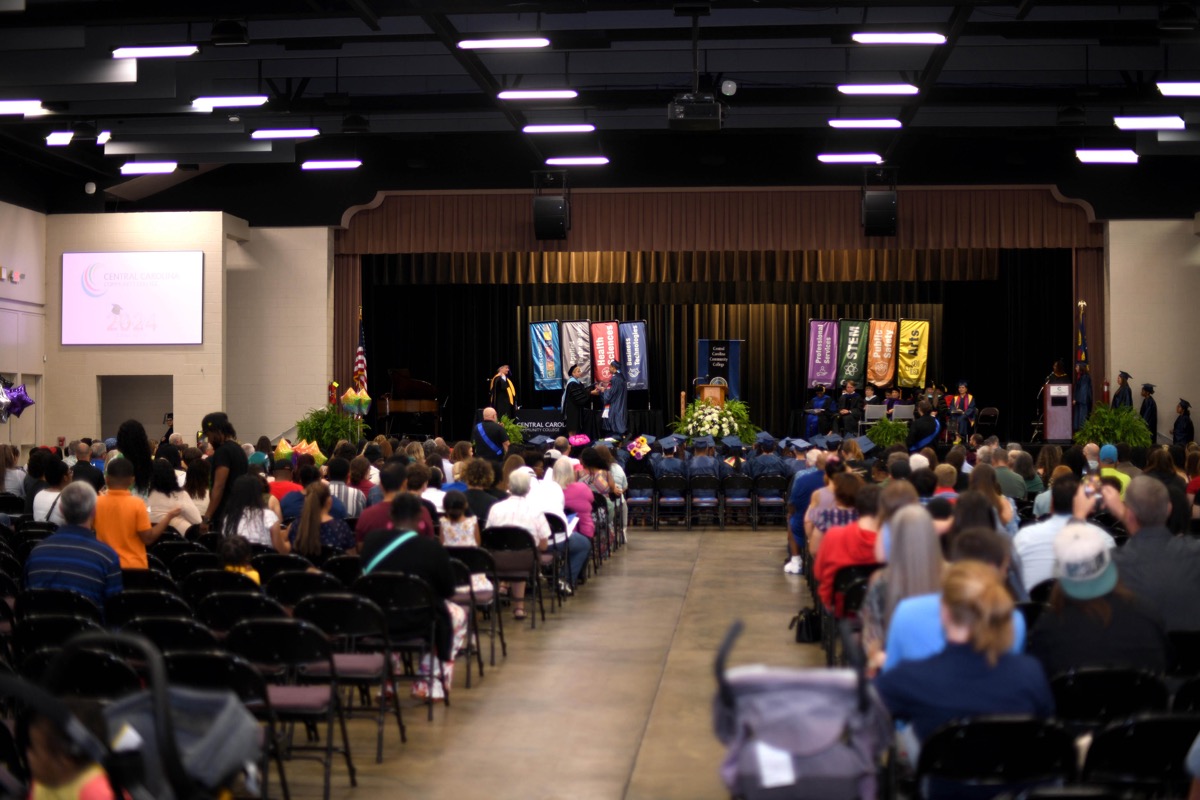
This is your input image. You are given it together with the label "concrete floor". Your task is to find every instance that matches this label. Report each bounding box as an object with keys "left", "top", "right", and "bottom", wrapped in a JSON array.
[{"left": 283, "top": 527, "right": 826, "bottom": 799}]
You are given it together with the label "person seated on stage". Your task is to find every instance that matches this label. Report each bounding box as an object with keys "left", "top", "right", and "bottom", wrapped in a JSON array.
[
  {"left": 815, "top": 483, "right": 881, "bottom": 610},
  {"left": 990, "top": 447, "right": 1027, "bottom": 501},
  {"left": 745, "top": 432, "right": 789, "bottom": 479},
  {"left": 808, "top": 384, "right": 837, "bottom": 435},
  {"left": 885, "top": 386, "right": 907, "bottom": 417},
  {"left": 864, "top": 384, "right": 883, "bottom": 407},
  {"left": 949, "top": 380, "right": 978, "bottom": 445},
  {"left": 921, "top": 380, "right": 944, "bottom": 415},
  {"left": 906, "top": 401, "right": 940, "bottom": 453},
  {"left": 836, "top": 380, "right": 865, "bottom": 437}
]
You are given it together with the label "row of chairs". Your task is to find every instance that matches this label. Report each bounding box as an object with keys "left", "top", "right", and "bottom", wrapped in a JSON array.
[{"left": 625, "top": 474, "right": 790, "bottom": 530}]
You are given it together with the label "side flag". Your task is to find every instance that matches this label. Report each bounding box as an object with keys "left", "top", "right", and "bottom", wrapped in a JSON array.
[
  {"left": 530, "top": 320, "right": 562, "bottom": 391},
  {"left": 1076, "top": 301, "right": 1089, "bottom": 365},
  {"left": 897, "top": 320, "right": 930, "bottom": 389},
  {"left": 619, "top": 321, "right": 649, "bottom": 390},
  {"left": 560, "top": 320, "right": 593, "bottom": 386},
  {"left": 590, "top": 321, "right": 620, "bottom": 384},
  {"left": 353, "top": 313, "right": 368, "bottom": 391},
  {"left": 866, "top": 319, "right": 898, "bottom": 387},
  {"left": 806, "top": 320, "right": 840, "bottom": 387},
  {"left": 835, "top": 319, "right": 869, "bottom": 387}
]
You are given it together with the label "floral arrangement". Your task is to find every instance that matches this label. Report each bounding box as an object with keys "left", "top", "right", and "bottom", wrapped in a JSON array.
[
  {"left": 626, "top": 436, "right": 651, "bottom": 460},
  {"left": 672, "top": 399, "right": 760, "bottom": 443}
]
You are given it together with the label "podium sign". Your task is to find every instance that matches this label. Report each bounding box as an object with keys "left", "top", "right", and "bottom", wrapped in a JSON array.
[
  {"left": 698, "top": 384, "right": 727, "bottom": 408},
  {"left": 1045, "top": 383, "right": 1073, "bottom": 442}
]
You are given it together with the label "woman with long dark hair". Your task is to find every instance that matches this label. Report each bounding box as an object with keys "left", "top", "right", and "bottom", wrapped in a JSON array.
[
  {"left": 288, "top": 482, "right": 355, "bottom": 560},
  {"left": 967, "top": 464, "right": 1018, "bottom": 535},
  {"left": 222, "top": 474, "right": 287, "bottom": 552},
  {"left": 116, "top": 419, "right": 155, "bottom": 497},
  {"left": 148, "top": 458, "right": 202, "bottom": 536}
]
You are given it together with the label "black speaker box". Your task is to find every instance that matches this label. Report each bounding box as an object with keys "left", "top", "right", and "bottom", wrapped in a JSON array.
[
  {"left": 533, "top": 195, "right": 570, "bottom": 240},
  {"left": 862, "top": 190, "right": 897, "bottom": 237}
]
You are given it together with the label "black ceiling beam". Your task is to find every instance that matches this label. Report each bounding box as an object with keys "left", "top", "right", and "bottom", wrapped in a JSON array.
[{"left": 344, "top": 0, "right": 382, "bottom": 31}]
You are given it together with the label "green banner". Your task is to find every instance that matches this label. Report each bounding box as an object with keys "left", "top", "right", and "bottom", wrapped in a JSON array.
[{"left": 836, "top": 319, "right": 869, "bottom": 387}]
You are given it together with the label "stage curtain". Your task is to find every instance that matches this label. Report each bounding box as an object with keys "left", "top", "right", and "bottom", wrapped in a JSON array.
[
  {"left": 332, "top": 254, "right": 362, "bottom": 391},
  {"left": 1073, "top": 247, "right": 1107, "bottom": 388}
]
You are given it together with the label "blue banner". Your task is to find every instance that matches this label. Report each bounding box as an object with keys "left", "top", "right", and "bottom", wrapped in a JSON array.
[
  {"left": 698, "top": 339, "right": 744, "bottom": 400},
  {"left": 530, "top": 320, "right": 562, "bottom": 391},
  {"left": 619, "top": 321, "right": 649, "bottom": 391}
]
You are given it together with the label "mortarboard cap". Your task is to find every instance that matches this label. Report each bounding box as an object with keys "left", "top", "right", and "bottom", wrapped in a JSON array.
[
  {"left": 528, "top": 435, "right": 554, "bottom": 447},
  {"left": 957, "top": 378, "right": 969, "bottom": 387},
  {"left": 659, "top": 434, "right": 683, "bottom": 449},
  {"left": 808, "top": 435, "right": 829, "bottom": 450},
  {"left": 1142, "top": 383, "right": 1155, "bottom": 394},
  {"left": 693, "top": 435, "right": 715, "bottom": 449},
  {"left": 1181, "top": 398, "right": 1192, "bottom": 411},
  {"left": 1118, "top": 370, "right": 1131, "bottom": 380},
  {"left": 853, "top": 435, "right": 878, "bottom": 456},
  {"left": 754, "top": 431, "right": 776, "bottom": 445},
  {"left": 720, "top": 434, "right": 744, "bottom": 450},
  {"left": 825, "top": 433, "right": 844, "bottom": 447}
]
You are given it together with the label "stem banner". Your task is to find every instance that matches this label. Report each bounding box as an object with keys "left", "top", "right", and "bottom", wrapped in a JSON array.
[{"left": 836, "top": 319, "right": 869, "bottom": 388}]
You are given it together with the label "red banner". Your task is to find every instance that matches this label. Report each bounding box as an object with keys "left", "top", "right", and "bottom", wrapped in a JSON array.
[{"left": 591, "top": 321, "right": 619, "bottom": 383}]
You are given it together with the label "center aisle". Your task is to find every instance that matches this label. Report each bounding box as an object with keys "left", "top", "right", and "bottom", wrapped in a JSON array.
[{"left": 291, "top": 529, "right": 822, "bottom": 800}]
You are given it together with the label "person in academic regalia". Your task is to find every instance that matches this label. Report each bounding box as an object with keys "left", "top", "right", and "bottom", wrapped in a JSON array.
[
  {"left": 950, "top": 380, "right": 978, "bottom": 444},
  {"left": 488, "top": 364, "right": 517, "bottom": 419},
  {"left": 1174, "top": 399, "right": 1195, "bottom": 446},
  {"left": 1139, "top": 383, "right": 1158, "bottom": 438},
  {"left": 1073, "top": 361, "right": 1093, "bottom": 431},
  {"left": 1111, "top": 370, "right": 1133, "bottom": 409},
  {"left": 560, "top": 364, "right": 592, "bottom": 436},
  {"left": 835, "top": 380, "right": 865, "bottom": 437},
  {"left": 598, "top": 359, "right": 629, "bottom": 438},
  {"left": 863, "top": 384, "right": 884, "bottom": 407},
  {"left": 808, "top": 384, "right": 837, "bottom": 435},
  {"left": 1047, "top": 359, "right": 1072, "bottom": 384}
]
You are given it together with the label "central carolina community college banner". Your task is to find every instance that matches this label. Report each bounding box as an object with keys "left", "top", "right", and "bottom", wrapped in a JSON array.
[
  {"left": 836, "top": 319, "right": 869, "bottom": 388},
  {"left": 560, "top": 320, "right": 593, "bottom": 386},
  {"left": 619, "top": 320, "right": 649, "bottom": 390},
  {"left": 807, "top": 320, "right": 839, "bottom": 387},
  {"left": 698, "top": 339, "right": 744, "bottom": 399},
  {"left": 898, "top": 319, "right": 930, "bottom": 389},
  {"left": 866, "top": 319, "right": 898, "bottom": 387},
  {"left": 591, "top": 321, "right": 619, "bottom": 384},
  {"left": 529, "top": 320, "right": 562, "bottom": 391}
]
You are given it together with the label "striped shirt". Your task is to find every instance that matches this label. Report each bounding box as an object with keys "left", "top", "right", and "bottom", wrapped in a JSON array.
[
  {"left": 24, "top": 525, "right": 123, "bottom": 608},
  {"left": 327, "top": 481, "right": 366, "bottom": 518}
]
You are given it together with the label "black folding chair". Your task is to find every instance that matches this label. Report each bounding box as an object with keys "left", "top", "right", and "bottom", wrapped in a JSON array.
[
  {"left": 12, "top": 614, "right": 102, "bottom": 661},
  {"left": 481, "top": 525, "right": 544, "bottom": 628},
  {"left": 1168, "top": 630, "right": 1200, "bottom": 676},
  {"left": 148, "top": 539, "right": 207, "bottom": 567},
  {"left": 654, "top": 475, "right": 687, "bottom": 530},
  {"left": 105, "top": 589, "right": 193, "bottom": 628},
  {"left": 322, "top": 555, "right": 363, "bottom": 587},
  {"left": 688, "top": 475, "right": 722, "bottom": 529},
  {"left": 917, "top": 716, "right": 1076, "bottom": 799},
  {"left": 1173, "top": 676, "right": 1200, "bottom": 712},
  {"left": 29, "top": 645, "right": 142, "bottom": 700},
  {"left": 122, "top": 616, "right": 220, "bottom": 653},
  {"left": 252, "top": 552, "right": 314, "bottom": 584},
  {"left": 266, "top": 570, "right": 343, "bottom": 608},
  {"left": 753, "top": 475, "right": 790, "bottom": 527},
  {"left": 181, "top": 568, "right": 261, "bottom": 606},
  {"left": 542, "top": 513, "right": 568, "bottom": 603},
  {"left": 120, "top": 568, "right": 181, "bottom": 595},
  {"left": 1050, "top": 668, "right": 1168, "bottom": 730},
  {"left": 820, "top": 563, "right": 883, "bottom": 667},
  {"left": 0, "top": 494, "right": 22, "bottom": 516},
  {"left": 624, "top": 474, "right": 655, "bottom": 528},
  {"left": 1082, "top": 713, "right": 1200, "bottom": 796},
  {"left": 447, "top": 558, "right": 485, "bottom": 687},
  {"left": 15, "top": 588, "right": 101, "bottom": 622},
  {"left": 168, "top": 550, "right": 222, "bottom": 582},
  {"left": 444, "top": 546, "right": 506, "bottom": 665},
  {"left": 196, "top": 591, "right": 289, "bottom": 634}
]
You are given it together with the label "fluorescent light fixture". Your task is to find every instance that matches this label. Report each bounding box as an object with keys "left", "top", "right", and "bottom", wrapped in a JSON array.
[
  {"left": 120, "top": 161, "right": 177, "bottom": 175},
  {"left": 1075, "top": 148, "right": 1138, "bottom": 164},
  {"left": 498, "top": 89, "right": 578, "bottom": 100},
  {"left": 112, "top": 45, "right": 199, "bottom": 59},
  {"left": 828, "top": 118, "right": 902, "bottom": 128},
  {"left": 837, "top": 84, "right": 919, "bottom": 95},
  {"left": 0, "top": 99, "right": 44, "bottom": 115},
  {"left": 817, "top": 153, "right": 884, "bottom": 164},
  {"left": 1113, "top": 115, "right": 1185, "bottom": 130},
  {"left": 192, "top": 95, "right": 268, "bottom": 111},
  {"left": 523, "top": 123, "right": 596, "bottom": 134},
  {"left": 545, "top": 156, "right": 609, "bottom": 166},
  {"left": 251, "top": 128, "right": 320, "bottom": 139},
  {"left": 301, "top": 159, "right": 362, "bottom": 170},
  {"left": 458, "top": 37, "right": 550, "bottom": 49},
  {"left": 45, "top": 131, "right": 73, "bottom": 146},
  {"left": 1157, "top": 82, "right": 1200, "bottom": 96},
  {"left": 97, "top": 131, "right": 112, "bottom": 144},
  {"left": 852, "top": 32, "right": 946, "bottom": 45}
]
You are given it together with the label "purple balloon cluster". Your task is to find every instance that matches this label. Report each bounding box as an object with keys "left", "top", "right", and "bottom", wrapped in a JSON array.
[{"left": 0, "top": 376, "right": 33, "bottom": 423}]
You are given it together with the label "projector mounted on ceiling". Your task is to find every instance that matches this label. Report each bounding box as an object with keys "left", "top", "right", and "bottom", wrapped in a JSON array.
[{"left": 668, "top": 92, "right": 724, "bottom": 131}]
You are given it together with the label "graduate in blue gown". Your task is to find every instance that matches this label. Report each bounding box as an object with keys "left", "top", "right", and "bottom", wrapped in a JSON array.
[
  {"left": 1111, "top": 370, "right": 1132, "bottom": 409},
  {"left": 1073, "top": 361, "right": 1093, "bottom": 431}
]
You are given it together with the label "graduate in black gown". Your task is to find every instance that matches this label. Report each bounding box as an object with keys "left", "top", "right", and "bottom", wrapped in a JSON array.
[
  {"left": 1139, "top": 383, "right": 1158, "bottom": 438},
  {"left": 1174, "top": 399, "right": 1195, "bottom": 446},
  {"left": 560, "top": 364, "right": 593, "bottom": 436},
  {"left": 1073, "top": 361, "right": 1093, "bottom": 431},
  {"left": 1111, "top": 370, "right": 1133, "bottom": 409}
]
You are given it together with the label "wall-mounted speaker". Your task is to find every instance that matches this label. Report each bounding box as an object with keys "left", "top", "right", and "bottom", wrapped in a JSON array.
[
  {"left": 533, "top": 195, "right": 570, "bottom": 240},
  {"left": 862, "top": 190, "right": 897, "bottom": 237}
]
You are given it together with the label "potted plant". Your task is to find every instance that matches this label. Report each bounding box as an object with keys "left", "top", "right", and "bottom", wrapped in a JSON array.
[
  {"left": 671, "top": 399, "right": 761, "bottom": 443},
  {"left": 499, "top": 414, "right": 524, "bottom": 445},
  {"left": 295, "top": 405, "right": 368, "bottom": 457},
  {"left": 866, "top": 418, "right": 909, "bottom": 449},
  {"left": 1074, "top": 406, "right": 1152, "bottom": 448}
]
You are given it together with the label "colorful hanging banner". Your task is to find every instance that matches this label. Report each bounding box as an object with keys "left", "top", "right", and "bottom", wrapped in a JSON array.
[
  {"left": 560, "top": 320, "right": 593, "bottom": 387},
  {"left": 529, "top": 320, "right": 562, "bottom": 391},
  {"left": 806, "top": 320, "right": 840, "bottom": 387},
  {"left": 836, "top": 319, "right": 869, "bottom": 388},
  {"left": 897, "top": 319, "right": 930, "bottom": 389},
  {"left": 866, "top": 319, "right": 898, "bottom": 387},
  {"left": 591, "top": 320, "right": 619, "bottom": 384},
  {"left": 618, "top": 320, "right": 649, "bottom": 391},
  {"left": 698, "top": 339, "right": 744, "bottom": 399}
]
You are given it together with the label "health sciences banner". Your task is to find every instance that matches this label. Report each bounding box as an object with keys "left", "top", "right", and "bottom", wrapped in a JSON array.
[
  {"left": 898, "top": 320, "right": 930, "bottom": 389},
  {"left": 619, "top": 320, "right": 649, "bottom": 390},
  {"left": 866, "top": 319, "right": 898, "bottom": 387},
  {"left": 836, "top": 319, "right": 869, "bottom": 388},
  {"left": 560, "top": 320, "right": 593, "bottom": 386},
  {"left": 698, "top": 339, "right": 744, "bottom": 399},
  {"left": 529, "top": 320, "right": 562, "bottom": 391},
  {"left": 806, "top": 320, "right": 839, "bottom": 387},
  {"left": 591, "top": 321, "right": 619, "bottom": 384}
]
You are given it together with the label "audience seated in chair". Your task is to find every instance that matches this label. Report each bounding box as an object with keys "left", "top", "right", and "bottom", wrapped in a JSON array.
[
  {"left": 485, "top": 468, "right": 551, "bottom": 620},
  {"left": 815, "top": 484, "right": 881, "bottom": 610},
  {"left": 1014, "top": 477, "right": 1115, "bottom": 591},
  {"left": 288, "top": 482, "right": 357, "bottom": 561},
  {"left": 24, "top": 482, "right": 123, "bottom": 609}
]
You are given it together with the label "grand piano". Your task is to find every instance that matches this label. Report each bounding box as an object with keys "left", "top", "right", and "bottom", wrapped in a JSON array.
[{"left": 376, "top": 369, "right": 440, "bottom": 436}]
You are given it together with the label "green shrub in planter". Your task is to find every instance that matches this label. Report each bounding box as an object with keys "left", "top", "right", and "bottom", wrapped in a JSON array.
[
  {"left": 1074, "top": 405, "right": 1152, "bottom": 448},
  {"left": 866, "top": 419, "right": 909, "bottom": 449}
]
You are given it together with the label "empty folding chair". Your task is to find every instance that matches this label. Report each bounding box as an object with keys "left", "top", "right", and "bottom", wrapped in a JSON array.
[{"left": 104, "top": 590, "right": 192, "bottom": 628}]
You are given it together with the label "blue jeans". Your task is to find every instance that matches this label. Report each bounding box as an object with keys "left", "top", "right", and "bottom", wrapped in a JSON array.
[{"left": 559, "top": 532, "right": 592, "bottom": 583}]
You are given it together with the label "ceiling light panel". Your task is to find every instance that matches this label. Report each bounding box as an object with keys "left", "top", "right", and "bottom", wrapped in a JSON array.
[
  {"left": 112, "top": 45, "right": 199, "bottom": 59},
  {"left": 837, "top": 84, "right": 919, "bottom": 95},
  {"left": 852, "top": 33, "right": 946, "bottom": 45},
  {"left": 828, "top": 118, "right": 902, "bottom": 128},
  {"left": 1076, "top": 149, "right": 1138, "bottom": 163},
  {"left": 498, "top": 90, "right": 578, "bottom": 100},
  {"left": 1114, "top": 116, "right": 1185, "bottom": 130},
  {"left": 457, "top": 38, "right": 550, "bottom": 49},
  {"left": 817, "top": 153, "right": 884, "bottom": 163}
]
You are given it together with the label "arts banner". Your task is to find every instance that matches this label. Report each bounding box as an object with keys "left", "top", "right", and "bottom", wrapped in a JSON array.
[
  {"left": 806, "top": 320, "right": 839, "bottom": 387},
  {"left": 529, "top": 320, "right": 562, "bottom": 391},
  {"left": 590, "top": 320, "right": 620, "bottom": 384},
  {"left": 560, "top": 320, "right": 593, "bottom": 386},
  {"left": 866, "top": 319, "right": 898, "bottom": 387},
  {"left": 836, "top": 319, "right": 869, "bottom": 388},
  {"left": 619, "top": 320, "right": 649, "bottom": 390},
  {"left": 897, "top": 319, "right": 930, "bottom": 389}
]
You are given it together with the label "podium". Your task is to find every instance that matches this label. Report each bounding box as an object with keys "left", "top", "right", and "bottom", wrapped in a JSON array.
[
  {"left": 1044, "top": 383, "right": 1073, "bottom": 442},
  {"left": 697, "top": 384, "right": 727, "bottom": 408}
]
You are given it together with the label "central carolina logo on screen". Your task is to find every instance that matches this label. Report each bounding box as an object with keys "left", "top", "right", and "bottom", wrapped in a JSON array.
[{"left": 81, "top": 263, "right": 107, "bottom": 297}]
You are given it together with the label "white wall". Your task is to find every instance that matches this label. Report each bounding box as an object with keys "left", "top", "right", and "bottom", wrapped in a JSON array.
[
  {"left": 224, "top": 226, "right": 333, "bottom": 442},
  {"left": 0, "top": 200, "right": 47, "bottom": 450},
  {"left": 99, "top": 375, "right": 174, "bottom": 443},
  {"left": 1107, "top": 220, "right": 1200, "bottom": 444}
]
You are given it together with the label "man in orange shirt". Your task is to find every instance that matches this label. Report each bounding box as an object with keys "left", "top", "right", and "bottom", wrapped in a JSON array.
[
  {"left": 94, "top": 458, "right": 178, "bottom": 569},
  {"left": 814, "top": 483, "right": 881, "bottom": 610}
]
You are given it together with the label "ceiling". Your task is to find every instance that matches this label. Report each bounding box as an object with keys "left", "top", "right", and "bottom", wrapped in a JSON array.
[{"left": 1, "top": 0, "right": 1199, "bottom": 226}]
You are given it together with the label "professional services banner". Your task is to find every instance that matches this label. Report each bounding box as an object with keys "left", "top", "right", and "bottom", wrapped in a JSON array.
[
  {"left": 529, "top": 320, "right": 562, "bottom": 391},
  {"left": 897, "top": 319, "right": 930, "bottom": 389},
  {"left": 619, "top": 320, "right": 649, "bottom": 390},
  {"left": 591, "top": 320, "right": 620, "bottom": 384},
  {"left": 560, "top": 320, "right": 593, "bottom": 386},
  {"left": 836, "top": 319, "right": 869, "bottom": 388},
  {"left": 806, "top": 319, "right": 839, "bottom": 388},
  {"left": 866, "top": 319, "right": 898, "bottom": 387},
  {"left": 698, "top": 339, "right": 744, "bottom": 399}
]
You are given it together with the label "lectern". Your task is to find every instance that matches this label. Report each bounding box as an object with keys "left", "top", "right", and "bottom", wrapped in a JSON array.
[
  {"left": 697, "top": 384, "right": 727, "bottom": 408},
  {"left": 1044, "top": 383, "right": 1073, "bottom": 442}
]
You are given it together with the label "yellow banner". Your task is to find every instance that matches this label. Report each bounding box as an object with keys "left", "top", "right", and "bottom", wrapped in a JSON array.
[{"left": 898, "top": 319, "right": 930, "bottom": 389}]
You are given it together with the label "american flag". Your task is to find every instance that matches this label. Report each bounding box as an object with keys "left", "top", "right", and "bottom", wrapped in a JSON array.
[
  {"left": 1076, "top": 303, "right": 1088, "bottom": 365},
  {"left": 353, "top": 319, "right": 368, "bottom": 390}
]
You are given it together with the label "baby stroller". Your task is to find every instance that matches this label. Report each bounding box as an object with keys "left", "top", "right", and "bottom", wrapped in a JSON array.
[
  {"left": 713, "top": 620, "right": 891, "bottom": 800},
  {"left": 0, "top": 631, "right": 261, "bottom": 800}
]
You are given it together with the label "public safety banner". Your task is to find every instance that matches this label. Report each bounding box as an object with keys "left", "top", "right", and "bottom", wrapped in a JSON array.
[
  {"left": 806, "top": 320, "right": 839, "bottom": 388},
  {"left": 529, "top": 320, "right": 562, "bottom": 392},
  {"left": 866, "top": 319, "right": 898, "bottom": 387},
  {"left": 619, "top": 320, "right": 649, "bottom": 391},
  {"left": 590, "top": 320, "right": 620, "bottom": 384},
  {"left": 836, "top": 319, "right": 869, "bottom": 388},
  {"left": 560, "top": 320, "right": 593, "bottom": 386},
  {"left": 698, "top": 339, "right": 744, "bottom": 399},
  {"left": 898, "top": 319, "right": 930, "bottom": 389}
]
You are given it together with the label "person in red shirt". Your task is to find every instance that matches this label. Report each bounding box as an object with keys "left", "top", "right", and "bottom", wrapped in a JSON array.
[
  {"left": 268, "top": 460, "right": 303, "bottom": 503},
  {"left": 815, "top": 483, "right": 881, "bottom": 609}
]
